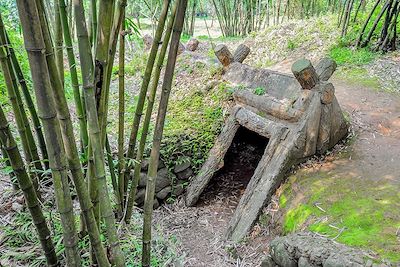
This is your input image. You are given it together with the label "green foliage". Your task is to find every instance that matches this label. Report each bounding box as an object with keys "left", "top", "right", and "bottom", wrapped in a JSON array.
[
  {"left": 287, "top": 39, "right": 298, "bottom": 50},
  {"left": 161, "top": 82, "right": 232, "bottom": 172},
  {"left": 329, "top": 46, "right": 377, "bottom": 66},
  {"left": 254, "top": 87, "right": 266, "bottom": 95}
]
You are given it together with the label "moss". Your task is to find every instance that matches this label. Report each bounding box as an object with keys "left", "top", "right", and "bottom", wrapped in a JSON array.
[{"left": 280, "top": 168, "right": 400, "bottom": 263}]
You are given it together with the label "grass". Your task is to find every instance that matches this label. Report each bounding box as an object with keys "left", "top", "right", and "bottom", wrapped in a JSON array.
[
  {"left": 0, "top": 208, "right": 182, "bottom": 266},
  {"left": 329, "top": 46, "right": 377, "bottom": 66}
]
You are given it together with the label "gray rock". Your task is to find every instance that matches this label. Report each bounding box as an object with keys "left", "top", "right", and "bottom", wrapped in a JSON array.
[
  {"left": 176, "top": 168, "right": 193, "bottom": 180},
  {"left": 270, "top": 240, "right": 297, "bottom": 267},
  {"left": 172, "top": 181, "right": 186, "bottom": 196},
  {"left": 156, "top": 186, "right": 172, "bottom": 200},
  {"left": 135, "top": 189, "right": 146, "bottom": 205},
  {"left": 261, "top": 256, "right": 277, "bottom": 267},
  {"left": 140, "top": 159, "right": 165, "bottom": 171},
  {"left": 268, "top": 232, "right": 376, "bottom": 267},
  {"left": 139, "top": 168, "right": 171, "bottom": 192},
  {"left": 153, "top": 198, "right": 160, "bottom": 209},
  {"left": 186, "top": 38, "right": 200, "bottom": 51},
  {"left": 139, "top": 172, "right": 148, "bottom": 187},
  {"left": 155, "top": 168, "right": 171, "bottom": 192},
  {"left": 298, "top": 257, "right": 313, "bottom": 267},
  {"left": 12, "top": 202, "right": 23, "bottom": 212},
  {"left": 174, "top": 160, "right": 191, "bottom": 173}
]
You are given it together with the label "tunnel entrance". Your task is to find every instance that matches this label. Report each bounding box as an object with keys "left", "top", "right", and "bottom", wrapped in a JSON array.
[{"left": 198, "top": 127, "right": 269, "bottom": 205}]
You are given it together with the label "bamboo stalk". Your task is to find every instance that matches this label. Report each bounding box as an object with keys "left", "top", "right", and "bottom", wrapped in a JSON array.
[
  {"left": 73, "top": 0, "right": 125, "bottom": 266},
  {"left": 4, "top": 33, "right": 49, "bottom": 170},
  {"left": 0, "top": 103, "right": 58, "bottom": 267},
  {"left": 54, "top": 0, "right": 64, "bottom": 85},
  {"left": 0, "top": 16, "right": 43, "bottom": 190},
  {"left": 117, "top": 9, "right": 126, "bottom": 213},
  {"left": 142, "top": 0, "right": 188, "bottom": 265},
  {"left": 58, "top": 0, "right": 89, "bottom": 155},
  {"left": 15, "top": 1, "right": 81, "bottom": 265},
  {"left": 123, "top": 0, "right": 171, "bottom": 198},
  {"left": 124, "top": 0, "right": 179, "bottom": 224}
]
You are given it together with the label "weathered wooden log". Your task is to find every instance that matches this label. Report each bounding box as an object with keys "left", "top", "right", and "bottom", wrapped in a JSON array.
[
  {"left": 302, "top": 92, "right": 322, "bottom": 157},
  {"left": 215, "top": 44, "right": 233, "bottom": 67},
  {"left": 317, "top": 103, "right": 332, "bottom": 154},
  {"left": 224, "top": 62, "right": 301, "bottom": 100},
  {"left": 320, "top": 82, "right": 335, "bottom": 104},
  {"left": 225, "top": 93, "right": 321, "bottom": 241},
  {"left": 235, "top": 107, "right": 287, "bottom": 139},
  {"left": 329, "top": 97, "right": 348, "bottom": 148},
  {"left": 291, "top": 59, "right": 320, "bottom": 90},
  {"left": 315, "top": 57, "right": 337, "bottom": 81},
  {"left": 233, "top": 44, "right": 250, "bottom": 63},
  {"left": 186, "top": 112, "right": 239, "bottom": 206},
  {"left": 225, "top": 125, "right": 295, "bottom": 241},
  {"left": 234, "top": 89, "right": 304, "bottom": 122},
  {"left": 186, "top": 38, "right": 199, "bottom": 51}
]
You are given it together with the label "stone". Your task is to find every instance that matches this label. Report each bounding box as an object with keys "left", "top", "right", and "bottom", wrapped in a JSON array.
[
  {"left": 143, "top": 34, "right": 153, "bottom": 50},
  {"left": 261, "top": 256, "right": 277, "bottom": 267},
  {"left": 156, "top": 186, "right": 172, "bottom": 200},
  {"left": 176, "top": 168, "right": 193, "bottom": 180},
  {"left": 153, "top": 198, "right": 160, "bottom": 209},
  {"left": 186, "top": 38, "right": 200, "bottom": 51},
  {"left": 174, "top": 160, "right": 191, "bottom": 173},
  {"left": 270, "top": 240, "right": 297, "bottom": 267},
  {"left": 139, "top": 168, "right": 171, "bottom": 192},
  {"left": 298, "top": 257, "right": 313, "bottom": 267},
  {"left": 135, "top": 188, "right": 146, "bottom": 205},
  {"left": 268, "top": 232, "right": 373, "bottom": 267},
  {"left": 140, "top": 158, "right": 165, "bottom": 171},
  {"left": 155, "top": 168, "right": 171, "bottom": 192},
  {"left": 172, "top": 181, "right": 186, "bottom": 196},
  {"left": 11, "top": 202, "right": 23, "bottom": 212},
  {"left": 139, "top": 172, "right": 148, "bottom": 187},
  {"left": 178, "top": 42, "right": 185, "bottom": 55}
]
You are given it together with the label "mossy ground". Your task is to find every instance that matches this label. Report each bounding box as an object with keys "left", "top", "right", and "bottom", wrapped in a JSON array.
[{"left": 279, "top": 161, "right": 400, "bottom": 263}]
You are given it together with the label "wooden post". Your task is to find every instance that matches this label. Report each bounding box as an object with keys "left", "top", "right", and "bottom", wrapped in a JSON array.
[
  {"left": 215, "top": 44, "right": 233, "bottom": 66},
  {"left": 291, "top": 58, "right": 319, "bottom": 90},
  {"left": 315, "top": 58, "right": 337, "bottom": 81},
  {"left": 233, "top": 44, "right": 250, "bottom": 63}
]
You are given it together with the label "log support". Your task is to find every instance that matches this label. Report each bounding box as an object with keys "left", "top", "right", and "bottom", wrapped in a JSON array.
[{"left": 185, "top": 53, "right": 348, "bottom": 242}]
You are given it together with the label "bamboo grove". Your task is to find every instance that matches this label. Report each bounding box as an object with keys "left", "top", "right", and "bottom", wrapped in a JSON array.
[{"left": 0, "top": 0, "right": 188, "bottom": 266}]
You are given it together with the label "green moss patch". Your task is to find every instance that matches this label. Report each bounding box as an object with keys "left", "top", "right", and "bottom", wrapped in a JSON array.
[{"left": 281, "top": 169, "right": 400, "bottom": 263}]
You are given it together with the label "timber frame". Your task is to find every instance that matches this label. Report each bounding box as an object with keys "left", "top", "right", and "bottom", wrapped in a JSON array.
[{"left": 185, "top": 44, "right": 348, "bottom": 242}]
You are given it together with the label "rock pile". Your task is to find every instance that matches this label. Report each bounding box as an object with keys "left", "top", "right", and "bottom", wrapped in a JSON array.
[
  {"left": 134, "top": 158, "right": 194, "bottom": 209},
  {"left": 262, "top": 232, "right": 389, "bottom": 267}
]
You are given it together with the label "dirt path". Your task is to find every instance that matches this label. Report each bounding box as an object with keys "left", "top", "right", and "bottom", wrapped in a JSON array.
[{"left": 154, "top": 62, "right": 400, "bottom": 266}]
